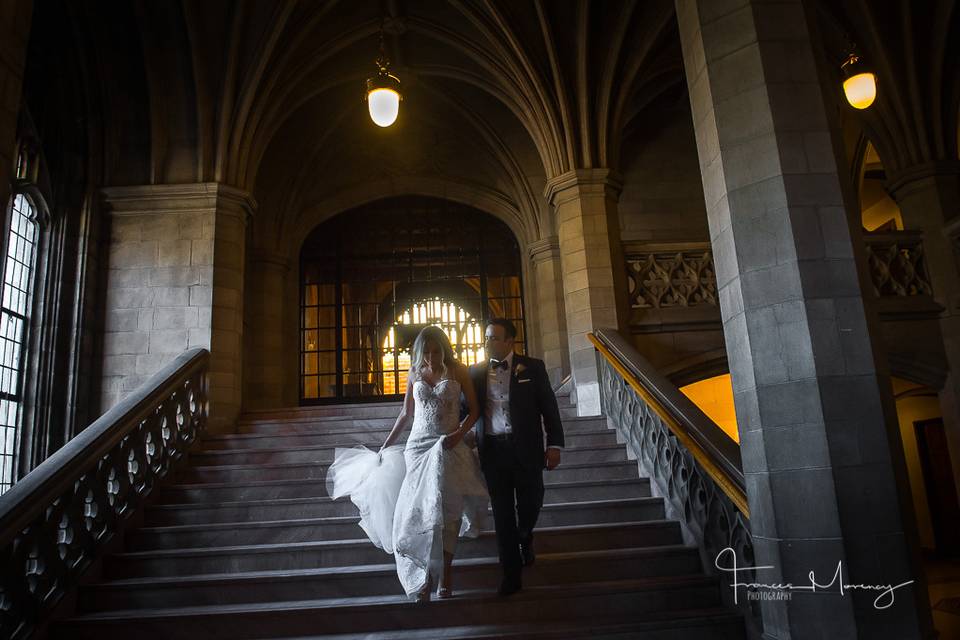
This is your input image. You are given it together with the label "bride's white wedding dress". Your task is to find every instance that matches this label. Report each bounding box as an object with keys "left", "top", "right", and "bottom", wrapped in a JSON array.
[{"left": 326, "top": 376, "right": 489, "bottom": 597}]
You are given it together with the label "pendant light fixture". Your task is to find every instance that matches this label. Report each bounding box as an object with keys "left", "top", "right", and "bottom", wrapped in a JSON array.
[
  {"left": 841, "top": 49, "right": 877, "bottom": 110},
  {"left": 365, "top": 23, "right": 402, "bottom": 127}
]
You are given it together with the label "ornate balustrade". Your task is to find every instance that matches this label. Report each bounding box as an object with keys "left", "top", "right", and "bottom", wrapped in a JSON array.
[
  {"left": 863, "top": 231, "right": 933, "bottom": 297},
  {"left": 589, "top": 329, "right": 760, "bottom": 636},
  {"left": 625, "top": 244, "right": 717, "bottom": 309},
  {"left": 625, "top": 232, "right": 934, "bottom": 312},
  {"left": 0, "top": 349, "right": 209, "bottom": 639}
]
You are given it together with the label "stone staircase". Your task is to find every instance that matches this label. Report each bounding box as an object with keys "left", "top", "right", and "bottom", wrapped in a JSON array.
[{"left": 53, "top": 397, "right": 745, "bottom": 639}]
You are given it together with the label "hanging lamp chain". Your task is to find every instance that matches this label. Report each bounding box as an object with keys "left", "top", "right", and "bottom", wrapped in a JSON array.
[{"left": 375, "top": 19, "right": 391, "bottom": 75}]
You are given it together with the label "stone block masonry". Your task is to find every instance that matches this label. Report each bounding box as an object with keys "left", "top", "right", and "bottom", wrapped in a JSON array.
[{"left": 101, "top": 183, "right": 255, "bottom": 433}]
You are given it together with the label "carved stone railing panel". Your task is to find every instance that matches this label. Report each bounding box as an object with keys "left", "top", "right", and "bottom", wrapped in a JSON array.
[
  {"left": 626, "top": 234, "right": 935, "bottom": 312},
  {"left": 864, "top": 232, "right": 933, "bottom": 297},
  {"left": 625, "top": 245, "right": 717, "bottom": 309},
  {"left": 0, "top": 349, "right": 208, "bottom": 640},
  {"left": 592, "top": 330, "right": 761, "bottom": 637}
]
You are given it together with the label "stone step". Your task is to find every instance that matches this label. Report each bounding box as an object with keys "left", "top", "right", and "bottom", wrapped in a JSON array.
[
  {"left": 241, "top": 403, "right": 404, "bottom": 421},
  {"left": 105, "top": 520, "right": 683, "bottom": 578},
  {"left": 177, "top": 457, "right": 638, "bottom": 485},
  {"left": 199, "top": 427, "right": 618, "bottom": 450},
  {"left": 218, "top": 612, "right": 744, "bottom": 640},
  {"left": 155, "top": 476, "right": 651, "bottom": 505},
  {"left": 236, "top": 395, "right": 573, "bottom": 419},
  {"left": 187, "top": 442, "right": 628, "bottom": 467},
  {"left": 239, "top": 401, "right": 581, "bottom": 421},
  {"left": 81, "top": 545, "right": 704, "bottom": 610},
  {"left": 143, "top": 495, "right": 663, "bottom": 529},
  {"left": 55, "top": 576, "right": 728, "bottom": 640},
  {"left": 235, "top": 415, "right": 608, "bottom": 435}
]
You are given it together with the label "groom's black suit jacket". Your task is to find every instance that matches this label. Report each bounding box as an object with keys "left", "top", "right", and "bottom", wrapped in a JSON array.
[{"left": 468, "top": 354, "right": 564, "bottom": 471}]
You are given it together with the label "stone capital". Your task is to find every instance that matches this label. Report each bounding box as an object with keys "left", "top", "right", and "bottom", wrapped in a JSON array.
[
  {"left": 101, "top": 183, "right": 258, "bottom": 224},
  {"left": 527, "top": 236, "right": 560, "bottom": 263},
  {"left": 885, "top": 161, "right": 960, "bottom": 202},
  {"left": 543, "top": 169, "right": 623, "bottom": 208},
  {"left": 248, "top": 248, "right": 292, "bottom": 272}
]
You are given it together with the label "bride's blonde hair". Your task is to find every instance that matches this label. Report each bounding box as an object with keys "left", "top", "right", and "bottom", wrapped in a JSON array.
[{"left": 410, "top": 326, "right": 457, "bottom": 380}]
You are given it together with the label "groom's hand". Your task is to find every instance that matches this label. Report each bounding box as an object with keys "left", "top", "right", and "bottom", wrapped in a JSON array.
[{"left": 545, "top": 448, "right": 561, "bottom": 470}]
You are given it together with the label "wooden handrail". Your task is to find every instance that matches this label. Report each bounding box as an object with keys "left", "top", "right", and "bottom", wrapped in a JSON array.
[{"left": 588, "top": 332, "right": 749, "bottom": 517}]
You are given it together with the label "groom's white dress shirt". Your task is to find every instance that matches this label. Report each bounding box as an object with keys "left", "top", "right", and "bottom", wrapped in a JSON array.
[
  {"left": 484, "top": 351, "right": 562, "bottom": 450},
  {"left": 485, "top": 351, "right": 515, "bottom": 436}
]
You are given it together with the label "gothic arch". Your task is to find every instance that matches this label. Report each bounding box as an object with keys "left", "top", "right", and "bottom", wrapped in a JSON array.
[{"left": 283, "top": 178, "right": 538, "bottom": 258}]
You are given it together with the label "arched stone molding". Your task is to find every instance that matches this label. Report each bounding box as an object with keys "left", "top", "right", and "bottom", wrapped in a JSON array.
[
  {"left": 248, "top": 77, "right": 546, "bottom": 254},
  {"left": 284, "top": 178, "right": 538, "bottom": 256},
  {"left": 658, "top": 349, "right": 730, "bottom": 389},
  {"left": 249, "top": 188, "right": 553, "bottom": 409}
]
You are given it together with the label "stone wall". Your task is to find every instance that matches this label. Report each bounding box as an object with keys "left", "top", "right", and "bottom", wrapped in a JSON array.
[
  {"left": 101, "top": 183, "right": 253, "bottom": 433},
  {"left": 617, "top": 106, "right": 727, "bottom": 374},
  {"left": 618, "top": 104, "right": 710, "bottom": 244},
  {"left": 242, "top": 250, "right": 290, "bottom": 410}
]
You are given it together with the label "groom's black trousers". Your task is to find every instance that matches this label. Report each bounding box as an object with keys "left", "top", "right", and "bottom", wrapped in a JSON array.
[{"left": 481, "top": 436, "right": 545, "bottom": 579}]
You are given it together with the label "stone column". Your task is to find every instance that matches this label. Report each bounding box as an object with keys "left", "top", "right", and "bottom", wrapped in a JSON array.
[
  {"left": 545, "top": 169, "right": 629, "bottom": 416},
  {"left": 888, "top": 163, "right": 960, "bottom": 493},
  {"left": 676, "top": 0, "right": 934, "bottom": 637},
  {"left": 101, "top": 183, "right": 255, "bottom": 434},
  {"left": 244, "top": 249, "right": 291, "bottom": 410},
  {"left": 0, "top": 0, "right": 32, "bottom": 210},
  {"left": 527, "top": 236, "right": 569, "bottom": 387}
]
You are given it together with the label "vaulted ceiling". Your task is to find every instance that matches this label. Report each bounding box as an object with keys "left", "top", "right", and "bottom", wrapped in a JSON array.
[
  {"left": 27, "top": 0, "right": 960, "bottom": 254},
  {"left": 39, "top": 0, "right": 684, "bottom": 251}
]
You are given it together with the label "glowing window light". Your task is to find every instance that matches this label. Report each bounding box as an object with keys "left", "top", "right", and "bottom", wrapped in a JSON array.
[{"left": 380, "top": 297, "right": 484, "bottom": 394}]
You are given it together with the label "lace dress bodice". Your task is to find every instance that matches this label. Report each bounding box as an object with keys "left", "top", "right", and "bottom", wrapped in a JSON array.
[{"left": 411, "top": 378, "right": 461, "bottom": 438}]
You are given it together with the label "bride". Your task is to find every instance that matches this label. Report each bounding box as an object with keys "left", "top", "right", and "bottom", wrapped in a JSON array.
[{"left": 326, "top": 326, "right": 490, "bottom": 602}]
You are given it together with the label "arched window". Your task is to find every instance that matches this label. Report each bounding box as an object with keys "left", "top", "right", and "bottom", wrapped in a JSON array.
[
  {"left": 380, "top": 298, "right": 487, "bottom": 394},
  {"left": 0, "top": 146, "right": 42, "bottom": 494},
  {"left": 859, "top": 141, "right": 903, "bottom": 231},
  {"left": 299, "top": 196, "right": 526, "bottom": 403}
]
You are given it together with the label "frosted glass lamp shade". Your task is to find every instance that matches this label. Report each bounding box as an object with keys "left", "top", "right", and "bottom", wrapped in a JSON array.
[
  {"left": 368, "top": 88, "right": 400, "bottom": 127},
  {"left": 843, "top": 72, "right": 877, "bottom": 109}
]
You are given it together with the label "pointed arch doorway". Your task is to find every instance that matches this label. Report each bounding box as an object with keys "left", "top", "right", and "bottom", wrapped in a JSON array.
[{"left": 299, "top": 196, "right": 526, "bottom": 404}]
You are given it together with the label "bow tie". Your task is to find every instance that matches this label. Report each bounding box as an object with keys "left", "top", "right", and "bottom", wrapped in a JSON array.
[{"left": 491, "top": 358, "right": 509, "bottom": 371}]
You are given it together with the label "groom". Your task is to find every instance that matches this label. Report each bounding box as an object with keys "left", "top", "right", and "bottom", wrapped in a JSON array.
[{"left": 468, "top": 318, "right": 564, "bottom": 596}]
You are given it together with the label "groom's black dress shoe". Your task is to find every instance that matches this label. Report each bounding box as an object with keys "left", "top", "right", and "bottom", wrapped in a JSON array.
[
  {"left": 498, "top": 576, "right": 522, "bottom": 596},
  {"left": 520, "top": 543, "right": 535, "bottom": 567}
]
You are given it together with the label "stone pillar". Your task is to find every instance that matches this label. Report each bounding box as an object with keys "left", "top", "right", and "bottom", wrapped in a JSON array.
[
  {"left": 0, "top": 0, "right": 32, "bottom": 210},
  {"left": 545, "top": 169, "right": 629, "bottom": 416},
  {"left": 676, "top": 0, "right": 934, "bottom": 637},
  {"left": 101, "top": 183, "right": 255, "bottom": 434},
  {"left": 244, "top": 249, "right": 290, "bottom": 410},
  {"left": 888, "top": 164, "right": 960, "bottom": 494},
  {"left": 527, "top": 236, "right": 569, "bottom": 387}
]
